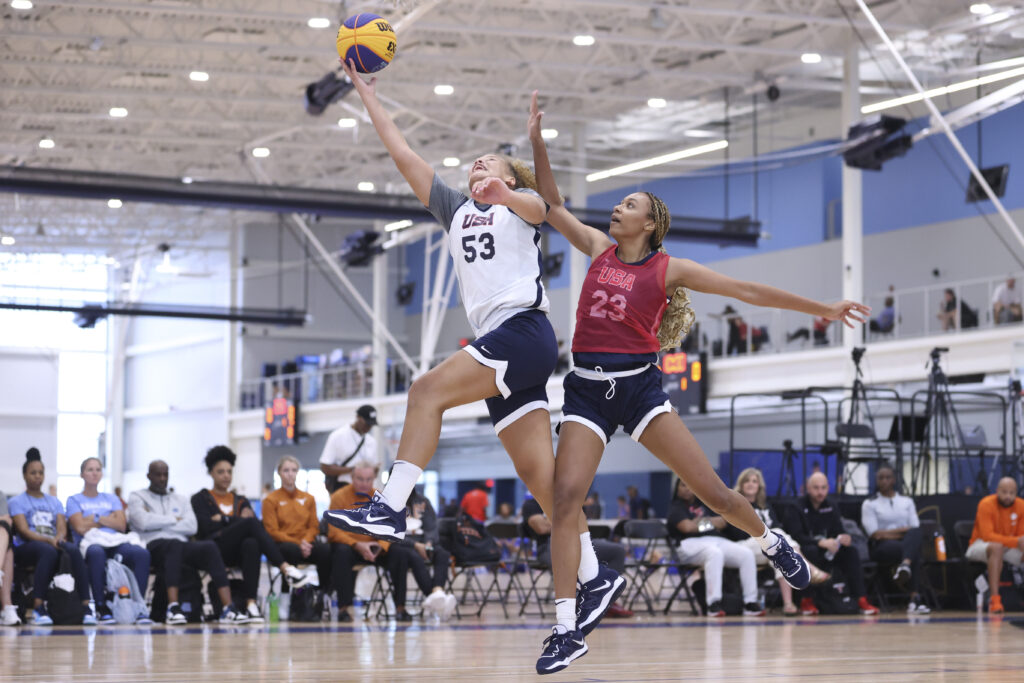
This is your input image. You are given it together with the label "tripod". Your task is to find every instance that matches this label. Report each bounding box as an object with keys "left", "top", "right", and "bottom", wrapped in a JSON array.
[
  {"left": 912, "top": 347, "right": 965, "bottom": 495},
  {"left": 837, "top": 347, "right": 885, "bottom": 494}
]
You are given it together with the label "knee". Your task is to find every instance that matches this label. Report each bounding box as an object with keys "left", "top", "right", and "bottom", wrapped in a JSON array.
[
  {"left": 241, "top": 537, "right": 259, "bottom": 554},
  {"left": 86, "top": 546, "right": 106, "bottom": 563},
  {"left": 702, "top": 546, "right": 724, "bottom": 566},
  {"left": 407, "top": 373, "right": 443, "bottom": 411}
]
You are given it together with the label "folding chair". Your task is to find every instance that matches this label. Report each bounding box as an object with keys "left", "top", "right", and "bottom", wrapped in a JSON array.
[
  {"left": 501, "top": 521, "right": 552, "bottom": 618},
  {"left": 621, "top": 520, "right": 695, "bottom": 615},
  {"left": 438, "top": 518, "right": 506, "bottom": 618}
]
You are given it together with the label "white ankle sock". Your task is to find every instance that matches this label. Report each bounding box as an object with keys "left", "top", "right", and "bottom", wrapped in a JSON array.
[
  {"left": 577, "top": 532, "right": 600, "bottom": 584},
  {"left": 756, "top": 524, "right": 779, "bottom": 554},
  {"left": 554, "top": 598, "right": 575, "bottom": 633},
  {"left": 379, "top": 460, "right": 423, "bottom": 511}
]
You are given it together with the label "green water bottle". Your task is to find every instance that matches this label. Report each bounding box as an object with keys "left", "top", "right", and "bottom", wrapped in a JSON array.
[{"left": 268, "top": 592, "right": 279, "bottom": 624}]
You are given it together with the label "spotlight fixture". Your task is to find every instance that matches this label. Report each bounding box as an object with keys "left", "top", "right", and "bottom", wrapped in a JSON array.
[
  {"left": 572, "top": 35, "right": 595, "bottom": 46},
  {"left": 443, "top": 157, "right": 460, "bottom": 167},
  {"left": 766, "top": 84, "right": 781, "bottom": 102},
  {"left": 396, "top": 282, "right": 415, "bottom": 305},
  {"left": 251, "top": 147, "right": 270, "bottom": 158},
  {"left": 433, "top": 84, "right": 454, "bottom": 96},
  {"left": 307, "top": 17, "right": 331, "bottom": 28},
  {"left": 843, "top": 115, "right": 912, "bottom": 171},
  {"left": 304, "top": 71, "right": 354, "bottom": 116},
  {"left": 38, "top": 138, "right": 55, "bottom": 149}
]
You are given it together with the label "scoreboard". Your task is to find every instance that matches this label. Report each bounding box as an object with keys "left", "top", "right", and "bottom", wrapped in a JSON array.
[
  {"left": 660, "top": 351, "right": 707, "bottom": 415},
  {"left": 264, "top": 396, "right": 297, "bottom": 446}
]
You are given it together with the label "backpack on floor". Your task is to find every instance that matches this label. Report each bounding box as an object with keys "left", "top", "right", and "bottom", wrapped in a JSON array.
[
  {"left": 451, "top": 512, "right": 501, "bottom": 564},
  {"left": 288, "top": 586, "right": 324, "bottom": 622},
  {"left": 105, "top": 556, "right": 146, "bottom": 625},
  {"left": 47, "top": 549, "right": 86, "bottom": 625}
]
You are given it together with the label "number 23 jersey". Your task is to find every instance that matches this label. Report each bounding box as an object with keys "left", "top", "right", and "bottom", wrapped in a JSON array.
[
  {"left": 572, "top": 245, "right": 669, "bottom": 354},
  {"left": 428, "top": 174, "right": 550, "bottom": 338}
]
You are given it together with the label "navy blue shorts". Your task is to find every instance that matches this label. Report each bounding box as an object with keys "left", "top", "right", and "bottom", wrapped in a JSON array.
[
  {"left": 463, "top": 309, "right": 557, "bottom": 434},
  {"left": 560, "top": 363, "right": 674, "bottom": 444}
]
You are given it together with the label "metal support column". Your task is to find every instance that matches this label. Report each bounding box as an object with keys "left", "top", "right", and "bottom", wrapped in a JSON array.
[
  {"left": 841, "top": 40, "right": 864, "bottom": 355},
  {"left": 568, "top": 123, "right": 589, "bottom": 358}
]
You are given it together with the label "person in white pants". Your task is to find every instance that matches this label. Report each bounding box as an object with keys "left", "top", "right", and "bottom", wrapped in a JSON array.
[{"left": 667, "top": 479, "right": 764, "bottom": 616}]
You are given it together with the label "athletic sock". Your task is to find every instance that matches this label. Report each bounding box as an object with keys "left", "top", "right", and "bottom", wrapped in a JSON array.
[
  {"left": 554, "top": 598, "right": 575, "bottom": 633},
  {"left": 756, "top": 524, "right": 779, "bottom": 554},
  {"left": 577, "top": 532, "right": 600, "bottom": 584},
  {"left": 378, "top": 460, "right": 423, "bottom": 511}
]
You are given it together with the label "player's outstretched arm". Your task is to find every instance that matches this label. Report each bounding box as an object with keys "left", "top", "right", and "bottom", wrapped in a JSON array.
[
  {"left": 527, "top": 91, "right": 613, "bottom": 259},
  {"left": 340, "top": 58, "right": 434, "bottom": 207},
  {"left": 667, "top": 257, "right": 870, "bottom": 328},
  {"left": 469, "top": 177, "right": 546, "bottom": 225}
]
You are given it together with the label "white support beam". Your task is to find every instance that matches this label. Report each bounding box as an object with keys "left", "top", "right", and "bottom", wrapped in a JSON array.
[
  {"left": 568, "top": 123, "right": 589, "bottom": 360},
  {"left": 372, "top": 225, "right": 388, "bottom": 402},
  {"left": 841, "top": 41, "right": 864, "bottom": 353}
]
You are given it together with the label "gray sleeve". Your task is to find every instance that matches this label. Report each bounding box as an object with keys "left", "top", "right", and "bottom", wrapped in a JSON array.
[
  {"left": 427, "top": 173, "right": 468, "bottom": 231},
  {"left": 0, "top": 494, "right": 7, "bottom": 517}
]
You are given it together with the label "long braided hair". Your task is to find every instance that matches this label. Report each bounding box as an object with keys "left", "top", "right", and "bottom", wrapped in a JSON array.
[
  {"left": 497, "top": 154, "right": 539, "bottom": 192},
  {"left": 643, "top": 192, "right": 695, "bottom": 350}
]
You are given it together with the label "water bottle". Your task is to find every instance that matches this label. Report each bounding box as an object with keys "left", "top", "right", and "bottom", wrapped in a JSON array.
[
  {"left": 934, "top": 533, "right": 947, "bottom": 562},
  {"left": 268, "top": 592, "right": 279, "bottom": 624}
]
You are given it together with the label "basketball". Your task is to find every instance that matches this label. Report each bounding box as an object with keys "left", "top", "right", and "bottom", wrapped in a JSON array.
[{"left": 336, "top": 13, "right": 397, "bottom": 73}]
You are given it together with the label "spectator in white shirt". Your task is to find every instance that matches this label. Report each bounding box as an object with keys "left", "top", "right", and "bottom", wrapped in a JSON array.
[
  {"left": 992, "top": 277, "right": 1022, "bottom": 324},
  {"left": 860, "top": 465, "right": 929, "bottom": 613},
  {"left": 319, "top": 404, "right": 380, "bottom": 493}
]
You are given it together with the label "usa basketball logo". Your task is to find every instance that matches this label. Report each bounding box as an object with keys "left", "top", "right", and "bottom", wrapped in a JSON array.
[
  {"left": 596, "top": 267, "right": 636, "bottom": 291},
  {"left": 462, "top": 214, "right": 495, "bottom": 229}
]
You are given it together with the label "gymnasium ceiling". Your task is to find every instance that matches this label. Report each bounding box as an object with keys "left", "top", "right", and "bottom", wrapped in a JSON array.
[{"left": 1, "top": 0, "right": 1023, "bottom": 255}]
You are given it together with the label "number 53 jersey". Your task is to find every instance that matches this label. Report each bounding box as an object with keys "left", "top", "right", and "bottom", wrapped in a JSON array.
[
  {"left": 572, "top": 245, "right": 670, "bottom": 354},
  {"left": 429, "top": 174, "right": 550, "bottom": 337}
]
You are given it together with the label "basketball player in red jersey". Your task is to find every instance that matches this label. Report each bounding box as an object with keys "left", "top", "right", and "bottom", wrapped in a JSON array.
[{"left": 472, "top": 93, "right": 870, "bottom": 674}]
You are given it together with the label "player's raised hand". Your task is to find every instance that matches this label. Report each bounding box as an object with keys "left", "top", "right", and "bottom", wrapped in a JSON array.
[
  {"left": 527, "top": 90, "right": 544, "bottom": 142},
  {"left": 471, "top": 176, "right": 513, "bottom": 206},
  {"left": 823, "top": 300, "right": 871, "bottom": 328},
  {"left": 339, "top": 58, "right": 377, "bottom": 99}
]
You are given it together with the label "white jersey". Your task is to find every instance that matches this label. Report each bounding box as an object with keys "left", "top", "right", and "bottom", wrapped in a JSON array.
[{"left": 428, "top": 174, "right": 550, "bottom": 337}]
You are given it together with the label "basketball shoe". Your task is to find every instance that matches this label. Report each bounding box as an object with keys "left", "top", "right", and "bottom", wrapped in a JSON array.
[
  {"left": 536, "top": 627, "right": 588, "bottom": 675},
  {"left": 576, "top": 565, "right": 626, "bottom": 635},
  {"left": 324, "top": 492, "right": 407, "bottom": 541},
  {"left": 763, "top": 532, "right": 810, "bottom": 589}
]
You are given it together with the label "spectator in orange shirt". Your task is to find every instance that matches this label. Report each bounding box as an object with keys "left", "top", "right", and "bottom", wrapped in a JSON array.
[
  {"left": 460, "top": 482, "right": 490, "bottom": 522},
  {"left": 328, "top": 466, "right": 443, "bottom": 622},
  {"left": 966, "top": 477, "right": 1024, "bottom": 614},
  {"left": 263, "top": 456, "right": 331, "bottom": 594}
]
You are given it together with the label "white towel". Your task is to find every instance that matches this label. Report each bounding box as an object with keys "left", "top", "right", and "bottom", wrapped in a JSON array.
[{"left": 79, "top": 528, "right": 146, "bottom": 554}]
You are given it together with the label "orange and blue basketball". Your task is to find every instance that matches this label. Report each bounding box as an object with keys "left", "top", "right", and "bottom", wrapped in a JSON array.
[{"left": 336, "top": 13, "right": 397, "bottom": 73}]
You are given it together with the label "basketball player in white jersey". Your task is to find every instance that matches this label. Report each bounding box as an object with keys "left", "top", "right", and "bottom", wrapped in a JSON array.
[{"left": 325, "top": 60, "right": 620, "bottom": 630}]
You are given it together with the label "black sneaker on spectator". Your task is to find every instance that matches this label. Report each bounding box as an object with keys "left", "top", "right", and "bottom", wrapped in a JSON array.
[
  {"left": 165, "top": 603, "right": 187, "bottom": 626},
  {"left": 706, "top": 601, "right": 726, "bottom": 617},
  {"left": 742, "top": 603, "right": 766, "bottom": 616},
  {"left": 218, "top": 605, "right": 250, "bottom": 625},
  {"left": 394, "top": 608, "right": 413, "bottom": 622},
  {"left": 97, "top": 604, "right": 115, "bottom": 624},
  {"left": 245, "top": 602, "right": 265, "bottom": 624},
  {"left": 337, "top": 610, "right": 353, "bottom": 623}
]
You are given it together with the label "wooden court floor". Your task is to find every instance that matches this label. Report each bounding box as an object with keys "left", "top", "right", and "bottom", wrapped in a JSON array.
[{"left": 1, "top": 611, "right": 1021, "bottom": 682}]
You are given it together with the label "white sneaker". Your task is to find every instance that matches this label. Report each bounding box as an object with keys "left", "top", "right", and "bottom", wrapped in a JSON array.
[
  {"left": 441, "top": 592, "right": 457, "bottom": 621},
  {"left": 907, "top": 601, "right": 931, "bottom": 615},
  {"left": 421, "top": 591, "right": 447, "bottom": 618},
  {"left": 283, "top": 565, "right": 311, "bottom": 589},
  {"left": 246, "top": 602, "right": 265, "bottom": 624},
  {"left": 1, "top": 605, "right": 21, "bottom": 626},
  {"left": 218, "top": 606, "right": 251, "bottom": 625}
]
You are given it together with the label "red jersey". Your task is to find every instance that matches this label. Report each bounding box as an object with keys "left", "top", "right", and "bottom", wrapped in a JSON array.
[
  {"left": 460, "top": 489, "right": 489, "bottom": 522},
  {"left": 572, "top": 245, "right": 669, "bottom": 354}
]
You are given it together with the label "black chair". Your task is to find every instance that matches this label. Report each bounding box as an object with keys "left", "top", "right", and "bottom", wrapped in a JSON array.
[
  {"left": 952, "top": 518, "right": 986, "bottom": 605},
  {"left": 503, "top": 520, "right": 553, "bottom": 618},
  {"left": 621, "top": 520, "right": 699, "bottom": 616},
  {"left": 438, "top": 517, "right": 506, "bottom": 618}
]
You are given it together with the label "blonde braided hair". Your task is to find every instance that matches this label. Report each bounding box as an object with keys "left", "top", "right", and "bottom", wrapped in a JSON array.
[
  {"left": 643, "top": 192, "right": 695, "bottom": 350},
  {"left": 498, "top": 155, "right": 538, "bottom": 192}
]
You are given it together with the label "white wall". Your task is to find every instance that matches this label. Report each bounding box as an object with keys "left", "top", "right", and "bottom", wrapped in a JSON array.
[{"left": 0, "top": 348, "right": 58, "bottom": 496}]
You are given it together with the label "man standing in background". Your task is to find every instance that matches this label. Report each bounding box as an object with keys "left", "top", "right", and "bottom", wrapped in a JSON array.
[{"left": 320, "top": 405, "right": 379, "bottom": 494}]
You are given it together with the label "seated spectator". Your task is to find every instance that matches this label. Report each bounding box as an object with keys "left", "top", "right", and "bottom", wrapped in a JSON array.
[
  {"left": 966, "top": 477, "right": 1024, "bottom": 614},
  {"left": 860, "top": 465, "right": 929, "bottom": 614},
  {"left": 328, "top": 466, "right": 439, "bottom": 622},
  {"left": 936, "top": 289, "right": 957, "bottom": 331},
  {"left": 9, "top": 448, "right": 93, "bottom": 626},
  {"left": 783, "top": 473, "right": 879, "bottom": 615},
  {"left": 787, "top": 317, "right": 831, "bottom": 346},
  {"left": 871, "top": 296, "right": 896, "bottom": 333},
  {"left": 67, "top": 457, "right": 152, "bottom": 624},
  {"left": 262, "top": 455, "right": 331, "bottom": 597},
  {"left": 521, "top": 497, "right": 632, "bottom": 619},
  {"left": 129, "top": 459, "right": 248, "bottom": 625},
  {"left": 727, "top": 468, "right": 829, "bottom": 616},
  {"left": 626, "top": 486, "right": 650, "bottom": 520},
  {"left": 992, "top": 277, "right": 1022, "bottom": 324},
  {"left": 0, "top": 493, "right": 19, "bottom": 626},
  {"left": 582, "top": 492, "right": 602, "bottom": 520},
  {"left": 460, "top": 482, "right": 491, "bottom": 522},
  {"left": 191, "top": 446, "right": 308, "bottom": 623},
  {"left": 319, "top": 404, "right": 380, "bottom": 495},
  {"left": 667, "top": 479, "right": 763, "bottom": 617},
  {"left": 615, "top": 496, "right": 629, "bottom": 519},
  {"left": 403, "top": 488, "right": 456, "bottom": 620},
  {"left": 490, "top": 502, "right": 518, "bottom": 524}
]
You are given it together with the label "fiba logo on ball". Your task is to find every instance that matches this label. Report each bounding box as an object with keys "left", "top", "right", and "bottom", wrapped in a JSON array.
[{"left": 336, "top": 13, "right": 397, "bottom": 73}]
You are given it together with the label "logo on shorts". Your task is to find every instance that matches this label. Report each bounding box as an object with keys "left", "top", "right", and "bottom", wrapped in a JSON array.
[{"left": 480, "top": 345, "right": 491, "bottom": 355}]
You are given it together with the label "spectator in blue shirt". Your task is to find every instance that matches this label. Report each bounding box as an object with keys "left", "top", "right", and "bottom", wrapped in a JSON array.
[
  {"left": 870, "top": 297, "right": 895, "bottom": 334},
  {"left": 67, "top": 457, "right": 152, "bottom": 624},
  {"left": 9, "top": 448, "right": 94, "bottom": 625}
]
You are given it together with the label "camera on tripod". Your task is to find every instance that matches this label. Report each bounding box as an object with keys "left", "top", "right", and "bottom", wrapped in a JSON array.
[
  {"left": 930, "top": 347, "right": 949, "bottom": 364},
  {"left": 852, "top": 347, "right": 866, "bottom": 364}
]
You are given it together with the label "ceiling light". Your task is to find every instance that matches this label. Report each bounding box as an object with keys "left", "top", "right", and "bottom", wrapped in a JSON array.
[
  {"left": 108, "top": 107, "right": 128, "bottom": 118},
  {"left": 433, "top": 84, "right": 454, "bottom": 96},
  {"left": 442, "top": 157, "right": 460, "bottom": 167},
  {"left": 181, "top": 176, "right": 193, "bottom": 184},
  {"left": 107, "top": 199, "right": 123, "bottom": 209},
  {"left": 541, "top": 128, "right": 559, "bottom": 140},
  {"left": 801, "top": 52, "right": 822, "bottom": 64},
  {"left": 357, "top": 181, "right": 375, "bottom": 192},
  {"left": 10, "top": 0, "right": 33, "bottom": 9},
  {"left": 385, "top": 219, "right": 413, "bottom": 232},
  {"left": 862, "top": 65, "right": 1024, "bottom": 114},
  {"left": 307, "top": 17, "right": 331, "bottom": 29},
  {"left": 189, "top": 71, "right": 209, "bottom": 82},
  {"left": 969, "top": 3, "right": 993, "bottom": 15},
  {"left": 684, "top": 129, "right": 717, "bottom": 138},
  {"left": 38, "top": 138, "right": 54, "bottom": 149},
  {"left": 573, "top": 35, "right": 595, "bottom": 46},
  {"left": 586, "top": 140, "right": 729, "bottom": 182},
  {"left": 338, "top": 117, "right": 357, "bottom": 128},
  {"left": 647, "top": 98, "right": 667, "bottom": 108},
  {"left": 0, "top": 236, "right": 15, "bottom": 246},
  {"left": 251, "top": 147, "right": 270, "bottom": 158}
]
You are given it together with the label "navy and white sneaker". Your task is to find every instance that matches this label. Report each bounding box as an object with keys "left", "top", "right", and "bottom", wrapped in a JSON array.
[
  {"left": 536, "top": 627, "right": 588, "bottom": 675},
  {"left": 324, "top": 492, "right": 407, "bottom": 541},
  {"left": 763, "top": 532, "right": 810, "bottom": 590},
  {"left": 576, "top": 565, "right": 626, "bottom": 636}
]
